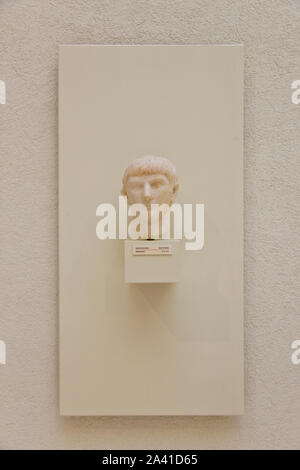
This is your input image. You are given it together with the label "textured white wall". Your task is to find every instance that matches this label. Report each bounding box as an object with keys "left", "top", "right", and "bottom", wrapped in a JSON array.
[{"left": 0, "top": 0, "right": 299, "bottom": 449}]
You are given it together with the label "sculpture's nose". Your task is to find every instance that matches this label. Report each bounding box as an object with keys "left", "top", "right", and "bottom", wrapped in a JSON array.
[{"left": 143, "top": 182, "right": 151, "bottom": 200}]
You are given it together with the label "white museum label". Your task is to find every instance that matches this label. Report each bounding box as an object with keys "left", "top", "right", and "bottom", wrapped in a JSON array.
[{"left": 132, "top": 244, "right": 173, "bottom": 256}]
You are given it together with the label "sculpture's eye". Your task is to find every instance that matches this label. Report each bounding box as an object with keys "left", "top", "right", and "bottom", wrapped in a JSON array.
[
  {"left": 131, "top": 182, "right": 144, "bottom": 190},
  {"left": 151, "top": 179, "right": 163, "bottom": 189}
]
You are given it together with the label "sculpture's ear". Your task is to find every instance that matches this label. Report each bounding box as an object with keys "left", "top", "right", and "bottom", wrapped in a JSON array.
[{"left": 173, "top": 182, "right": 179, "bottom": 198}]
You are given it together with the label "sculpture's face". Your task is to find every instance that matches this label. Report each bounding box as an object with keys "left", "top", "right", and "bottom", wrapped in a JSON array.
[
  {"left": 125, "top": 173, "right": 175, "bottom": 209},
  {"left": 121, "top": 156, "right": 179, "bottom": 238}
]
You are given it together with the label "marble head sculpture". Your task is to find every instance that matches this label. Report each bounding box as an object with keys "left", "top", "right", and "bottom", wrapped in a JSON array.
[
  {"left": 121, "top": 155, "right": 179, "bottom": 239},
  {"left": 121, "top": 155, "right": 179, "bottom": 207}
]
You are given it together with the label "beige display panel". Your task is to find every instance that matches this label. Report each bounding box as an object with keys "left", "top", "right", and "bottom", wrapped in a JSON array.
[{"left": 59, "top": 45, "right": 244, "bottom": 415}]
